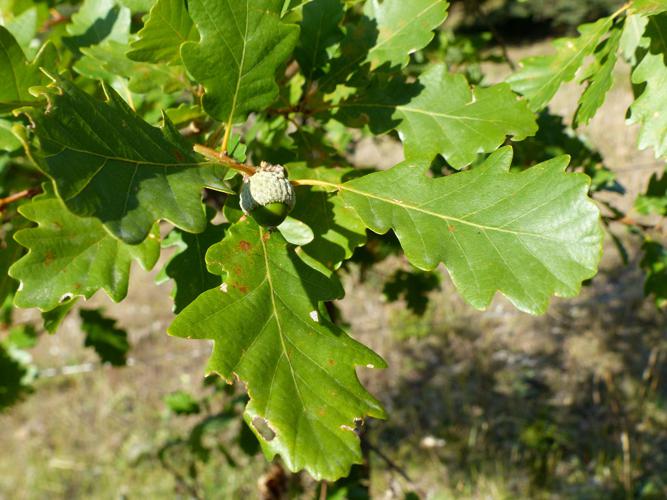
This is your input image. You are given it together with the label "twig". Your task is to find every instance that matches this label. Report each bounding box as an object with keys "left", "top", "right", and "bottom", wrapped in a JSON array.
[
  {"left": 471, "top": 0, "right": 516, "bottom": 71},
  {"left": 39, "top": 9, "right": 71, "bottom": 32},
  {"left": 365, "top": 440, "right": 415, "bottom": 486},
  {"left": 612, "top": 3, "right": 631, "bottom": 20},
  {"left": 283, "top": 60, "right": 301, "bottom": 83},
  {"left": 0, "top": 188, "right": 41, "bottom": 212},
  {"left": 193, "top": 144, "right": 256, "bottom": 176},
  {"left": 290, "top": 179, "right": 339, "bottom": 189},
  {"left": 268, "top": 105, "right": 301, "bottom": 117}
]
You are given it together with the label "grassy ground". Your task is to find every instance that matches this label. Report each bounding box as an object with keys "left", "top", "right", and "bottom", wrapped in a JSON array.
[{"left": 1, "top": 40, "right": 666, "bottom": 499}]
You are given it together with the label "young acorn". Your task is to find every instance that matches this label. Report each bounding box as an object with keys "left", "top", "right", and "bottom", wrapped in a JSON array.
[{"left": 240, "top": 161, "right": 296, "bottom": 227}]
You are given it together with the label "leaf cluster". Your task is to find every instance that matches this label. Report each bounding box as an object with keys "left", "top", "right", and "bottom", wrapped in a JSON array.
[{"left": 0, "top": 0, "right": 664, "bottom": 482}]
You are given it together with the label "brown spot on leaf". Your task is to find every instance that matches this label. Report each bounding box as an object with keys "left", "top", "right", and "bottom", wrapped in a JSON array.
[
  {"left": 239, "top": 240, "right": 251, "bottom": 252},
  {"left": 231, "top": 282, "right": 249, "bottom": 294},
  {"left": 327, "top": 359, "right": 336, "bottom": 366},
  {"left": 448, "top": 225, "right": 456, "bottom": 232},
  {"left": 44, "top": 250, "right": 54, "bottom": 266}
]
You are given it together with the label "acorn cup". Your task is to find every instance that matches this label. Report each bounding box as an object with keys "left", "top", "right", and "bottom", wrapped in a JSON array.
[{"left": 240, "top": 162, "right": 296, "bottom": 227}]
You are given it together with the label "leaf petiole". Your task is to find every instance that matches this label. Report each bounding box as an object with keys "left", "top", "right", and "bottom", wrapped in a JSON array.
[
  {"left": 193, "top": 144, "right": 256, "bottom": 176},
  {"left": 290, "top": 179, "right": 340, "bottom": 189},
  {"left": 611, "top": 2, "right": 630, "bottom": 20},
  {"left": 220, "top": 122, "right": 233, "bottom": 155}
]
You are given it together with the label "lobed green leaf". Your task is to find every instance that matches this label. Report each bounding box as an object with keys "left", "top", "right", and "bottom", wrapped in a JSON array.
[
  {"left": 181, "top": 0, "right": 300, "bottom": 123},
  {"left": 127, "top": 0, "right": 198, "bottom": 65},
  {"left": 31, "top": 78, "right": 229, "bottom": 244},
  {"left": 574, "top": 27, "right": 622, "bottom": 127},
  {"left": 363, "top": 0, "right": 449, "bottom": 70},
  {"left": 320, "top": 0, "right": 448, "bottom": 89},
  {"left": 338, "top": 64, "right": 537, "bottom": 168},
  {"left": 169, "top": 218, "right": 385, "bottom": 481},
  {"left": 9, "top": 188, "right": 160, "bottom": 312},
  {"left": 628, "top": 15, "right": 667, "bottom": 159},
  {"left": 507, "top": 17, "right": 613, "bottom": 112},
  {"left": 333, "top": 147, "right": 603, "bottom": 314}
]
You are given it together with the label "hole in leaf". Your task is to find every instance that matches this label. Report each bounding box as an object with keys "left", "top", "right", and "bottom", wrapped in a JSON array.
[
  {"left": 341, "top": 418, "right": 364, "bottom": 435},
  {"left": 60, "top": 293, "right": 73, "bottom": 304},
  {"left": 252, "top": 416, "right": 276, "bottom": 442}
]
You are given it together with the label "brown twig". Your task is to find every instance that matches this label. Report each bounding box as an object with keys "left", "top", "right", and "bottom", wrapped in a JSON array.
[
  {"left": 193, "top": 144, "right": 256, "bottom": 176},
  {"left": 283, "top": 60, "right": 301, "bottom": 82},
  {"left": 602, "top": 214, "right": 664, "bottom": 235},
  {"left": 39, "top": 9, "right": 71, "bottom": 33},
  {"left": 268, "top": 105, "right": 301, "bottom": 117},
  {"left": 0, "top": 188, "right": 41, "bottom": 212}
]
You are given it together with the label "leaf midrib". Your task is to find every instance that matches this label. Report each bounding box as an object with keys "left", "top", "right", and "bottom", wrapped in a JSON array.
[
  {"left": 338, "top": 101, "right": 523, "bottom": 126},
  {"left": 520, "top": 19, "right": 611, "bottom": 101},
  {"left": 258, "top": 227, "right": 306, "bottom": 421},
  {"left": 226, "top": 0, "right": 250, "bottom": 125},
  {"left": 321, "top": 0, "right": 444, "bottom": 86},
  {"left": 43, "top": 141, "right": 206, "bottom": 167},
  {"left": 306, "top": 179, "right": 565, "bottom": 241}
]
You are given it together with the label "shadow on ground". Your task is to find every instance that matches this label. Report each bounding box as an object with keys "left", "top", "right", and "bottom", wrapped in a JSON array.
[{"left": 352, "top": 258, "right": 667, "bottom": 498}]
